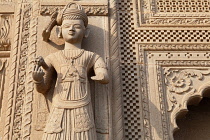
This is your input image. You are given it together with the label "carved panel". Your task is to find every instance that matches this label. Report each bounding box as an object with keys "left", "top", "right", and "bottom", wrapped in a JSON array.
[
  {"left": 40, "top": 3, "right": 108, "bottom": 16},
  {"left": 136, "top": 43, "right": 210, "bottom": 139},
  {"left": 0, "top": 15, "right": 12, "bottom": 51},
  {"left": 164, "top": 68, "right": 210, "bottom": 112},
  {"left": 133, "top": 0, "right": 210, "bottom": 28}
]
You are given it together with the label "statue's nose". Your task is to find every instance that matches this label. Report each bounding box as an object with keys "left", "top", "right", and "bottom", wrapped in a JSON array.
[{"left": 69, "top": 25, "right": 75, "bottom": 31}]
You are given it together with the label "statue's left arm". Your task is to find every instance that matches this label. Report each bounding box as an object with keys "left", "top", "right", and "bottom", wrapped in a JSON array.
[{"left": 91, "top": 56, "right": 109, "bottom": 84}]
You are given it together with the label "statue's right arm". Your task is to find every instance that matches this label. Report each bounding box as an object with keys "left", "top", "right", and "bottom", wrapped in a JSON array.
[{"left": 32, "top": 56, "right": 55, "bottom": 94}]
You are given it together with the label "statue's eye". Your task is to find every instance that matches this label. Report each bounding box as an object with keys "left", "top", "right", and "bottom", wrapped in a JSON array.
[
  {"left": 62, "top": 25, "right": 70, "bottom": 28},
  {"left": 74, "top": 25, "right": 81, "bottom": 28}
]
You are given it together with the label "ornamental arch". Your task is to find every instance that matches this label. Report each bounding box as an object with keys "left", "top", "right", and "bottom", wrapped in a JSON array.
[{"left": 174, "top": 86, "right": 210, "bottom": 140}]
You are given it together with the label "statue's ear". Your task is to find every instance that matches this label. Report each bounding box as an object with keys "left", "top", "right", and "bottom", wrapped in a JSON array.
[
  {"left": 56, "top": 26, "right": 63, "bottom": 38},
  {"left": 84, "top": 27, "right": 90, "bottom": 38}
]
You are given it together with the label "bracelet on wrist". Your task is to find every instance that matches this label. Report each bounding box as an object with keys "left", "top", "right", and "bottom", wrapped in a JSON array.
[{"left": 33, "top": 79, "right": 44, "bottom": 84}]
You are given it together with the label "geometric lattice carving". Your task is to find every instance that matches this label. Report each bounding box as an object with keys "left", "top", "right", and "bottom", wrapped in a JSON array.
[
  {"left": 120, "top": 5, "right": 210, "bottom": 42},
  {"left": 157, "top": 0, "right": 210, "bottom": 13},
  {"left": 121, "top": 64, "right": 141, "bottom": 140},
  {"left": 137, "top": 30, "right": 210, "bottom": 43},
  {"left": 134, "top": 0, "right": 210, "bottom": 27},
  {"left": 119, "top": 0, "right": 146, "bottom": 139}
]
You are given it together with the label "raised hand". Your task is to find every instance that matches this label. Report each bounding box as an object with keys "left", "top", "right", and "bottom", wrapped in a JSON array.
[
  {"left": 32, "top": 64, "right": 45, "bottom": 83},
  {"left": 35, "top": 56, "right": 49, "bottom": 70}
]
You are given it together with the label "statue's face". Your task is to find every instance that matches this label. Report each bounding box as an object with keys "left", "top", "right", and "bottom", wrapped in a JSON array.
[{"left": 61, "top": 19, "right": 85, "bottom": 43}]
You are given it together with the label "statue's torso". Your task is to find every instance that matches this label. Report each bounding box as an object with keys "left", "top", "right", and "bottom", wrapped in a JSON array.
[
  {"left": 43, "top": 50, "right": 98, "bottom": 135},
  {"left": 47, "top": 49, "right": 97, "bottom": 101}
]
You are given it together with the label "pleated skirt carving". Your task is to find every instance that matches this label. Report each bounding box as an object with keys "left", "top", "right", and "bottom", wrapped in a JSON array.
[{"left": 42, "top": 103, "right": 96, "bottom": 140}]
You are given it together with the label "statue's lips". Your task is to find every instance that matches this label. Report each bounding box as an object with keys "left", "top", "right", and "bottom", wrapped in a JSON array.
[{"left": 68, "top": 31, "right": 75, "bottom": 35}]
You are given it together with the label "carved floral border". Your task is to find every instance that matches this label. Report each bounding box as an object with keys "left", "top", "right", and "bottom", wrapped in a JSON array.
[
  {"left": 133, "top": 0, "right": 210, "bottom": 27},
  {"left": 40, "top": 4, "right": 108, "bottom": 16},
  {"left": 136, "top": 43, "right": 210, "bottom": 139}
]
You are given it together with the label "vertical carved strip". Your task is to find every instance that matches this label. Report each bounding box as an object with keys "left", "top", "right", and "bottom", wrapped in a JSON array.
[
  {"left": 3, "top": 3, "right": 21, "bottom": 140},
  {"left": 13, "top": 3, "right": 31, "bottom": 140},
  {"left": 109, "top": 0, "right": 125, "bottom": 139},
  {"left": 138, "top": 46, "right": 153, "bottom": 139},
  {"left": 22, "top": 1, "right": 39, "bottom": 139},
  {"left": 156, "top": 62, "right": 169, "bottom": 140},
  {"left": 0, "top": 59, "right": 7, "bottom": 117},
  {"left": 22, "top": 1, "right": 37, "bottom": 139}
]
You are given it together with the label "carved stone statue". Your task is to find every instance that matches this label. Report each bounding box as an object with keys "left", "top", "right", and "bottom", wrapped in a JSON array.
[{"left": 32, "top": 3, "right": 109, "bottom": 140}]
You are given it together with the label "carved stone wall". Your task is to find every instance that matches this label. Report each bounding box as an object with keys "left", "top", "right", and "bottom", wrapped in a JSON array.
[
  {"left": 0, "top": 0, "right": 124, "bottom": 140},
  {"left": 1, "top": 0, "right": 210, "bottom": 140},
  {"left": 118, "top": 0, "right": 210, "bottom": 140},
  {"left": 0, "top": 0, "right": 125, "bottom": 140}
]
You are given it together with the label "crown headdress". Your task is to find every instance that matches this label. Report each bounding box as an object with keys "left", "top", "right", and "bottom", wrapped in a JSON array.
[
  {"left": 42, "top": 3, "right": 88, "bottom": 41},
  {"left": 57, "top": 3, "right": 88, "bottom": 27}
]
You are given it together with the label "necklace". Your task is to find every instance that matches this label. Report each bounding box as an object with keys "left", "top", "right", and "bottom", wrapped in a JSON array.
[{"left": 61, "top": 49, "right": 85, "bottom": 65}]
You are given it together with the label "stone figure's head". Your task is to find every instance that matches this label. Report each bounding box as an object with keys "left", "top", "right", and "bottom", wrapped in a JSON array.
[{"left": 56, "top": 3, "right": 89, "bottom": 43}]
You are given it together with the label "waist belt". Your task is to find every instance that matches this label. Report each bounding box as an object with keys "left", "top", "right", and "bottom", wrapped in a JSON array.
[
  {"left": 59, "top": 77, "right": 86, "bottom": 83},
  {"left": 52, "top": 92, "right": 90, "bottom": 109}
]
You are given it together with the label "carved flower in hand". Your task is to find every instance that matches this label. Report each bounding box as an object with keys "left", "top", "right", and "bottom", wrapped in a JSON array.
[{"left": 168, "top": 76, "right": 191, "bottom": 94}]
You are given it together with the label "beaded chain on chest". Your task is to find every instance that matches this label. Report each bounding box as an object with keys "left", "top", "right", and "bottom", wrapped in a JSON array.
[{"left": 61, "top": 49, "right": 85, "bottom": 65}]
